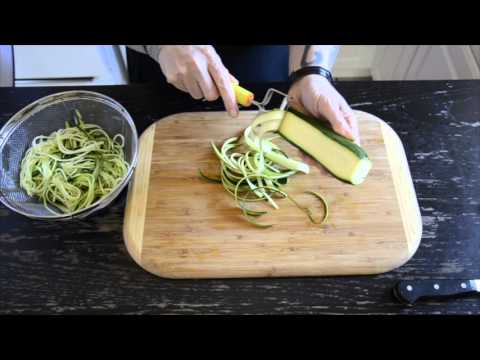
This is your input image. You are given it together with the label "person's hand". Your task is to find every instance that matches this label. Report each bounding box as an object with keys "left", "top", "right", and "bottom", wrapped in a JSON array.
[
  {"left": 157, "top": 45, "right": 239, "bottom": 117},
  {"left": 288, "top": 74, "right": 360, "bottom": 144}
]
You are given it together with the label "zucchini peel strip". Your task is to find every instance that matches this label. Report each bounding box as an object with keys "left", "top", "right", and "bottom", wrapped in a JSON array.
[{"left": 199, "top": 114, "right": 328, "bottom": 228}]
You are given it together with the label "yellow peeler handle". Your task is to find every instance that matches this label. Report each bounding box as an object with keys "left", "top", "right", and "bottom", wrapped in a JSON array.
[{"left": 233, "top": 84, "right": 255, "bottom": 107}]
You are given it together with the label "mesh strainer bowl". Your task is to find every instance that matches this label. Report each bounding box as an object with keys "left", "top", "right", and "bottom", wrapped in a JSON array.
[{"left": 0, "top": 90, "right": 139, "bottom": 220}]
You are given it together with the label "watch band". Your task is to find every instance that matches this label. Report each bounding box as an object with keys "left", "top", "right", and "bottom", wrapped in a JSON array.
[{"left": 289, "top": 66, "right": 334, "bottom": 85}]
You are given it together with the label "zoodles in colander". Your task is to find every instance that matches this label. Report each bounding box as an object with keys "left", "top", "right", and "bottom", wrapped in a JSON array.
[{"left": 19, "top": 110, "right": 129, "bottom": 215}]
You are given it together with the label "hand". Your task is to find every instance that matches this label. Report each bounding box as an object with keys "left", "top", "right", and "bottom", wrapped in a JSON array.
[
  {"left": 288, "top": 75, "right": 360, "bottom": 144},
  {"left": 157, "top": 45, "right": 239, "bottom": 117}
]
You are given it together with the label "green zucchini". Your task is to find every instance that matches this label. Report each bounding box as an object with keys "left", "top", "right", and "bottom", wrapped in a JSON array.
[{"left": 279, "top": 109, "right": 372, "bottom": 185}]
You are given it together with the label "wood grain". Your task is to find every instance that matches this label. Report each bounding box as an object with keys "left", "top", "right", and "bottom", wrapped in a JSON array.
[
  {"left": 123, "top": 124, "right": 156, "bottom": 268},
  {"left": 123, "top": 110, "right": 422, "bottom": 279},
  {"left": 381, "top": 120, "right": 423, "bottom": 256}
]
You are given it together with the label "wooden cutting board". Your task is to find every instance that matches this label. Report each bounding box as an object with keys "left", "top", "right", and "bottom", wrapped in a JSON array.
[{"left": 123, "top": 111, "right": 422, "bottom": 279}]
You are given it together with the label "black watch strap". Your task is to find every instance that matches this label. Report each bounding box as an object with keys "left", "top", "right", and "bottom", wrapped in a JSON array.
[{"left": 289, "top": 66, "right": 334, "bottom": 85}]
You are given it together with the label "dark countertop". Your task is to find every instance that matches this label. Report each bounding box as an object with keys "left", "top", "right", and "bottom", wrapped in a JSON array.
[{"left": 1, "top": 81, "right": 479, "bottom": 315}]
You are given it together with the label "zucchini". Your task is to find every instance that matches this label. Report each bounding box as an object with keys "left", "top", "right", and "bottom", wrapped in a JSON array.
[{"left": 251, "top": 109, "right": 372, "bottom": 185}]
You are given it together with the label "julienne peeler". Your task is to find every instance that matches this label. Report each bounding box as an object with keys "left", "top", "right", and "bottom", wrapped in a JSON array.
[{"left": 233, "top": 84, "right": 289, "bottom": 112}]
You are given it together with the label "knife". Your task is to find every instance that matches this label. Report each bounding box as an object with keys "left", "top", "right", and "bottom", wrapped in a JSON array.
[{"left": 393, "top": 279, "right": 480, "bottom": 305}]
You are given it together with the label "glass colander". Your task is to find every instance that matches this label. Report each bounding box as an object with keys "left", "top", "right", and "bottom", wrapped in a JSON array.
[{"left": 0, "top": 90, "right": 139, "bottom": 220}]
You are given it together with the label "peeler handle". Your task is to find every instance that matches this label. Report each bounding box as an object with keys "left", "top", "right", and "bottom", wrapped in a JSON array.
[
  {"left": 233, "top": 84, "right": 255, "bottom": 107},
  {"left": 232, "top": 83, "right": 289, "bottom": 111}
]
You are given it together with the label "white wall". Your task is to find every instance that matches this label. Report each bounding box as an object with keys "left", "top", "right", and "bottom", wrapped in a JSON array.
[{"left": 333, "top": 45, "right": 377, "bottom": 79}]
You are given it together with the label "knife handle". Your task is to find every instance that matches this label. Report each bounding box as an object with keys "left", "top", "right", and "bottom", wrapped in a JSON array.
[{"left": 393, "top": 279, "right": 478, "bottom": 305}]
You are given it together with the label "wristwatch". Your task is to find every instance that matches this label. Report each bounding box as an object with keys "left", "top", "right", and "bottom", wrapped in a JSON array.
[{"left": 289, "top": 66, "right": 334, "bottom": 86}]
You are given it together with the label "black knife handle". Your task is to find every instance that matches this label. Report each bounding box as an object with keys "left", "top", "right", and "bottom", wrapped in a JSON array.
[{"left": 393, "top": 279, "right": 478, "bottom": 304}]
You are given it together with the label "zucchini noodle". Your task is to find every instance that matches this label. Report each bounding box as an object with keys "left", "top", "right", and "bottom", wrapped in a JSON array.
[
  {"left": 19, "top": 109, "right": 129, "bottom": 215},
  {"left": 200, "top": 119, "right": 328, "bottom": 228}
]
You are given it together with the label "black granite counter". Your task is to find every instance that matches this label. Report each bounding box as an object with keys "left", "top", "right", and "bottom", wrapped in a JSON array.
[{"left": 1, "top": 81, "right": 479, "bottom": 314}]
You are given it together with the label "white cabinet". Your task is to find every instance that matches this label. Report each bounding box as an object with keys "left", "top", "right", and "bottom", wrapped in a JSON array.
[
  {"left": 13, "top": 45, "right": 128, "bottom": 87},
  {"left": 372, "top": 45, "right": 480, "bottom": 80}
]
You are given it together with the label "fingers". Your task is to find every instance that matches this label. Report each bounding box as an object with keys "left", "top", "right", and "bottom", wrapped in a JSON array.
[
  {"left": 183, "top": 75, "right": 203, "bottom": 100},
  {"left": 206, "top": 50, "right": 239, "bottom": 118},
  {"left": 229, "top": 74, "right": 239, "bottom": 86},
  {"left": 347, "top": 112, "right": 360, "bottom": 145},
  {"left": 289, "top": 75, "right": 360, "bottom": 143},
  {"left": 315, "top": 97, "right": 355, "bottom": 141},
  {"left": 190, "top": 63, "right": 219, "bottom": 101},
  {"left": 160, "top": 45, "right": 239, "bottom": 116},
  {"left": 340, "top": 102, "right": 360, "bottom": 145},
  {"left": 173, "top": 78, "right": 188, "bottom": 93},
  {"left": 198, "top": 75, "right": 220, "bottom": 101},
  {"left": 200, "top": 77, "right": 220, "bottom": 101},
  {"left": 191, "top": 60, "right": 237, "bottom": 103}
]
